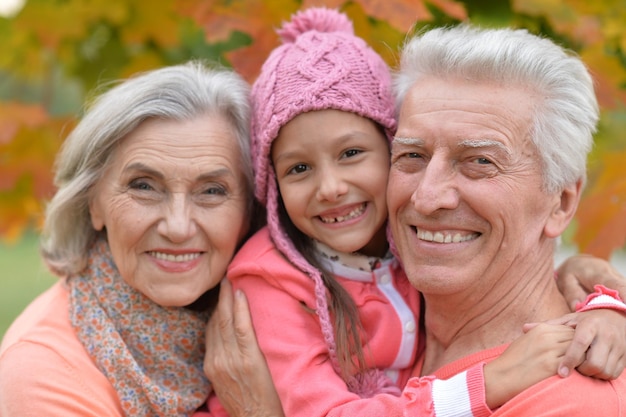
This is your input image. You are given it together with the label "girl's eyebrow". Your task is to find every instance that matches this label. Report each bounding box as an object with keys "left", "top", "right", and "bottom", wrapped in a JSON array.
[{"left": 272, "top": 149, "right": 302, "bottom": 166}]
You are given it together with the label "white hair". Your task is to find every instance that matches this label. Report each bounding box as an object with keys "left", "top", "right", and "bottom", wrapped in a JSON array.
[
  {"left": 394, "top": 25, "right": 598, "bottom": 193},
  {"left": 41, "top": 61, "right": 252, "bottom": 276}
]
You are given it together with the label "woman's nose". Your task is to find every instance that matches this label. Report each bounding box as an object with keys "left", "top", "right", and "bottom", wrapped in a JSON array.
[{"left": 157, "top": 193, "right": 197, "bottom": 242}]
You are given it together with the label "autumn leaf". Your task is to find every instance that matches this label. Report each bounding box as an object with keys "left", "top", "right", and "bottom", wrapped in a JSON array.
[
  {"left": 0, "top": 102, "right": 48, "bottom": 145},
  {"left": 0, "top": 0, "right": 625, "bottom": 257},
  {"left": 581, "top": 44, "right": 626, "bottom": 109},
  {"left": 0, "top": 176, "right": 44, "bottom": 244},
  {"left": 0, "top": 107, "right": 71, "bottom": 243},
  {"left": 351, "top": 0, "right": 467, "bottom": 32},
  {"left": 12, "top": 0, "right": 128, "bottom": 50},
  {"left": 177, "top": 0, "right": 466, "bottom": 80},
  {"left": 119, "top": 1, "right": 182, "bottom": 48},
  {"left": 575, "top": 150, "right": 626, "bottom": 258},
  {"left": 176, "top": 0, "right": 301, "bottom": 81}
]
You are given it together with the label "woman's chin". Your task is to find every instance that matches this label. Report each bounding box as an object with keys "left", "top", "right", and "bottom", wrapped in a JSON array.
[{"left": 146, "top": 288, "right": 205, "bottom": 308}]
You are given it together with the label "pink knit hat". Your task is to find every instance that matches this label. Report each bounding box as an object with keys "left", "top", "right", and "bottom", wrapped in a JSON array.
[{"left": 250, "top": 7, "right": 398, "bottom": 397}]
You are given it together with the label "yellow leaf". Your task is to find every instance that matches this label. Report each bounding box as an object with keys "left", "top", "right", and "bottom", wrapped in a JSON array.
[
  {"left": 0, "top": 102, "right": 49, "bottom": 145},
  {"left": 120, "top": 0, "right": 182, "bottom": 47},
  {"left": 581, "top": 45, "right": 626, "bottom": 110},
  {"left": 575, "top": 151, "right": 626, "bottom": 258},
  {"left": 120, "top": 52, "right": 166, "bottom": 79}
]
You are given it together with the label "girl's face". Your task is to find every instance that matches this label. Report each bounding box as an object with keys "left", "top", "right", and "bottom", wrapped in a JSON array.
[{"left": 271, "top": 109, "right": 390, "bottom": 257}]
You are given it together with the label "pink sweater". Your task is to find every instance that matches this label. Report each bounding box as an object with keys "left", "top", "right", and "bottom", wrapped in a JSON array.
[
  {"left": 0, "top": 281, "right": 225, "bottom": 417},
  {"left": 421, "top": 344, "right": 626, "bottom": 416},
  {"left": 228, "top": 227, "right": 489, "bottom": 417}
]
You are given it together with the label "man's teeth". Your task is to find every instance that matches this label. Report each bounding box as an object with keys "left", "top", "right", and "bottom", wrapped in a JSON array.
[
  {"left": 320, "top": 204, "right": 365, "bottom": 224},
  {"left": 417, "top": 229, "right": 478, "bottom": 243},
  {"left": 149, "top": 252, "right": 200, "bottom": 262}
]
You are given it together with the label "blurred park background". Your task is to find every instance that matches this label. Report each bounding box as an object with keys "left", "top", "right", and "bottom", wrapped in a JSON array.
[{"left": 1, "top": 0, "right": 625, "bottom": 339}]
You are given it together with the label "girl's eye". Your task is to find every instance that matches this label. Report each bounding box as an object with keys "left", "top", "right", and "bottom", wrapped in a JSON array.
[
  {"left": 288, "top": 164, "right": 309, "bottom": 175},
  {"left": 343, "top": 149, "right": 361, "bottom": 158}
]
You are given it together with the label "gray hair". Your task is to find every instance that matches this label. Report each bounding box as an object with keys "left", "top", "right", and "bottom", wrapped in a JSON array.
[
  {"left": 394, "top": 25, "right": 598, "bottom": 193},
  {"left": 41, "top": 61, "right": 252, "bottom": 277}
]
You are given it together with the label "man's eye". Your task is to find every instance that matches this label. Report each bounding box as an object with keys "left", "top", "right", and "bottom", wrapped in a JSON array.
[{"left": 475, "top": 157, "right": 493, "bottom": 165}]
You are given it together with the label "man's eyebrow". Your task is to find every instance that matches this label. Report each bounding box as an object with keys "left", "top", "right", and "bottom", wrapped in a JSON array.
[
  {"left": 459, "top": 139, "right": 511, "bottom": 155},
  {"left": 392, "top": 137, "right": 424, "bottom": 146}
]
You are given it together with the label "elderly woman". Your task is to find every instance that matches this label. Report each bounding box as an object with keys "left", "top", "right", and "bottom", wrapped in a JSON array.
[{"left": 0, "top": 61, "right": 281, "bottom": 416}]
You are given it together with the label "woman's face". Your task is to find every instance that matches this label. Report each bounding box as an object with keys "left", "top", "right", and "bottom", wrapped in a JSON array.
[{"left": 89, "top": 115, "right": 250, "bottom": 307}]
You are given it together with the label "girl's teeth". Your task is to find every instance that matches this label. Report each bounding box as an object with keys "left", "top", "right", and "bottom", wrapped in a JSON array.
[{"left": 321, "top": 203, "right": 365, "bottom": 224}]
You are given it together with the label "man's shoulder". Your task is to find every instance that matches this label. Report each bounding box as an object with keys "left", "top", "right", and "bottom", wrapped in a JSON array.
[{"left": 494, "top": 371, "right": 626, "bottom": 416}]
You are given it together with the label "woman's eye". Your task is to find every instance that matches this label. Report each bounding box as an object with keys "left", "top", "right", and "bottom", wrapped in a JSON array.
[
  {"left": 129, "top": 179, "right": 154, "bottom": 191},
  {"left": 204, "top": 185, "right": 226, "bottom": 195}
]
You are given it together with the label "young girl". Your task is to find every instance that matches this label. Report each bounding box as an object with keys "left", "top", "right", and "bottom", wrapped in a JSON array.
[{"left": 226, "top": 7, "right": 626, "bottom": 416}]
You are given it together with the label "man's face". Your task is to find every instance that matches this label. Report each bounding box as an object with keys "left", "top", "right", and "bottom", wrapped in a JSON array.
[{"left": 387, "top": 76, "right": 563, "bottom": 297}]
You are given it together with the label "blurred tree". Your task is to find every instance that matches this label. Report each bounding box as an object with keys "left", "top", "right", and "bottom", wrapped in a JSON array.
[{"left": 0, "top": 0, "right": 624, "bottom": 258}]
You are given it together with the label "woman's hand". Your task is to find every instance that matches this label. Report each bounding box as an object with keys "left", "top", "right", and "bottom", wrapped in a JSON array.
[
  {"left": 204, "top": 279, "right": 285, "bottom": 417},
  {"left": 557, "top": 254, "right": 626, "bottom": 310},
  {"left": 484, "top": 323, "right": 574, "bottom": 409}
]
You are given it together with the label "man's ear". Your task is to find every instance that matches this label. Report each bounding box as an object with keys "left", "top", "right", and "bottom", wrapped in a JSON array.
[{"left": 544, "top": 179, "right": 583, "bottom": 238}]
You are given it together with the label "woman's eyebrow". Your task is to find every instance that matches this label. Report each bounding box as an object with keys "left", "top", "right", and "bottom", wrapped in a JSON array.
[{"left": 123, "top": 162, "right": 164, "bottom": 179}]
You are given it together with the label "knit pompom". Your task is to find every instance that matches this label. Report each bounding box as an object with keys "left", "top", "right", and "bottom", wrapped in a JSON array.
[{"left": 278, "top": 7, "right": 354, "bottom": 43}]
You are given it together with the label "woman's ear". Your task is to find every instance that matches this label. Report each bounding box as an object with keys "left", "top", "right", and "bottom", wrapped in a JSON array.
[
  {"left": 544, "top": 179, "right": 583, "bottom": 238},
  {"left": 88, "top": 189, "right": 105, "bottom": 231}
]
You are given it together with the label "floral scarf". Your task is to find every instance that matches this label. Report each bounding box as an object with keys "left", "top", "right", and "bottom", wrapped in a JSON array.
[{"left": 68, "top": 237, "right": 211, "bottom": 416}]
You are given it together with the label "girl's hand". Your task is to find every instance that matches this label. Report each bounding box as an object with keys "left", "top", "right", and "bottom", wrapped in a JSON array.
[
  {"left": 204, "top": 279, "right": 285, "bottom": 417},
  {"left": 556, "top": 254, "right": 626, "bottom": 310},
  {"left": 525, "top": 309, "right": 626, "bottom": 380},
  {"left": 484, "top": 323, "right": 574, "bottom": 409}
]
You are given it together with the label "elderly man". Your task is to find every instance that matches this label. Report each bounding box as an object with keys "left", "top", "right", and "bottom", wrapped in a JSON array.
[{"left": 388, "top": 25, "right": 626, "bottom": 415}]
